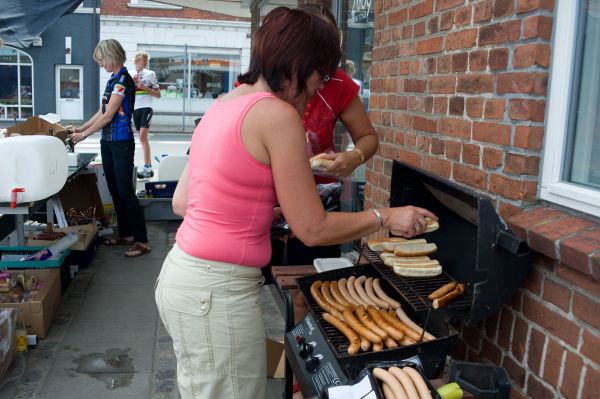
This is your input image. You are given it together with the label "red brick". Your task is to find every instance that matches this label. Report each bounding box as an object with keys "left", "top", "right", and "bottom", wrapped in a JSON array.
[
  {"left": 481, "top": 338, "right": 503, "bottom": 364},
  {"left": 581, "top": 328, "right": 600, "bottom": 366},
  {"left": 412, "top": 116, "right": 437, "bottom": 133},
  {"left": 389, "top": 9, "right": 408, "bottom": 25},
  {"left": 414, "top": 21, "right": 426, "bottom": 37},
  {"left": 522, "top": 296, "right": 580, "bottom": 346},
  {"left": 449, "top": 96, "right": 464, "bottom": 115},
  {"left": 529, "top": 217, "right": 596, "bottom": 259},
  {"left": 511, "top": 316, "right": 528, "bottom": 361},
  {"left": 453, "top": 164, "right": 487, "bottom": 190},
  {"left": 498, "top": 72, "right": 542, "bottom": 94},
  {"left": 416, "top": 135, "right": 431, "bottom": 152},
  {"left": 436, "top": 0, "right": 464, "bottom": 11},
  {"left": 440, "top": 117, "right": 471, "bottom": 138},
  {"left": 543, "top": 278, "right": 572, "bottom": 312},
  {"left": 431, "top": 138, "right": 445, "bottom": 155},
  {"left": 405, "top": 79, "right": 427, "bottom": 93},
  {"left": 507, "top": 207, "right": 567, "bottom": 240},
  {"left": 513, "top": 44, "right": 551, "bottom": 68},
  {"left": 522, "top": 15, "right": 553, "bottom": 40},
  {"left": 466, "top": 97, "right": 484, "bottom": 118},
  {"left": 528, "top": 328, "right": 545, "bottom": 374},
  {"left": 469, "top": 50, "right": 488, "bottom": 71},
  {"left": 494, "top": 0, "right": 514, "bottom": 17},
  {"left": 489, "top": 48, "right": 509, "bottom": 70},
  {"left": 582, "top": 366, "right": 600, "bottom": 399},
  {"left": 491, "top": 174, "right": 537, "bottom": 201},
  {"left": 440, "top": 11, "right": 454, "bottom": 30},
  {"left": 497, "top": 307, "right": 514, "bottom": 350},
  {"left": 422, "top": 156, "right": 452, "bottom": 178},
  {"left": 452, "top": 52, "right": 468, "bottom": 72},
  {"left": 517, "top": 0, "right": 555, "bottom": 14},
  {"left": 402, "top": 24, "right": 413, "bottom": 39},
  {"left": 479, "top": 20, "right": 521, "bottom": 45},
  {"left": 528, "top": 375, "right": 554, "bottom": 398},
  {"left": 543, "top": 338, "right": 565, "bottom": 386},
  {"left": 462, "top": 143, "right": 480, "bottom": 166},
  {"left": 433, "top": 97, "right": 448, "bottom": 114},
  {"left": 410, "top": 0, "right": 433, "bottom": 19},
  {"left": 446, "top": 29, "right": 477, "bottom": 51},
  {"left": 573, "top": 292, "right": 600, "bottom": 330},
  {"left": 454, "top": 6, "right": 472, "bottom": 26},
  {"left": 509, "top": 99, "right": 546, "bottom": 122},
  {"left": 437, "top": 55, "right": 452, "bottom": 73},
  {"left": 499, "top": 201, "right": 522, "bottom": 221},
  {"left": 416, "top": 36, "right": 443, "bottom": 54},
  {"left": 557, "top": 265, "right": 600, "bottom": 298},
  {"left": 474, "top": 0, "right": 493, "bottom": 23},
  {"left": 502, "top": 356, "right": 526, "bottom": 388},
  {"left": 561, "top": 351, "right": 584, "bottom": 398},
  {"left": 483, "top": 147, "right": 503, "bottom": 169},
  {"left": 560, "top": 229, "right": 600, "bottom": 275},
  {"left": 446, "top": 140, "right": 461, "bottom": 160},
  {"left": 457, "top": 74, "right": 495, "bottom": 93},
  {"left": 514, "top": 125, "right": 545, "bottom": 150},
  {"left": 535, "top": 252, "right": 559, "bottom": 272},
  {"left": 533, "top": 73, "right": 549, "bottom": 95},
  {"left": 428, "top": 76, "right": 457, "bottom": 94},
  {"left": 593, "top": 253, "right": 600, "bottom": 281},
  {"left": 428, "top": 16, "right": 439, "bottom": 34},
  {"left": 484, "top": 98, "right": 505, "bottom": 119},
  {"left": 473, "top": 122, "right": 511, "bottom": 145},
  {"left": 524, "top": 267, "right": 544, "bottom": 295},
  {"left": 504, "top": 153, "right": 540, "bottom": 175}
]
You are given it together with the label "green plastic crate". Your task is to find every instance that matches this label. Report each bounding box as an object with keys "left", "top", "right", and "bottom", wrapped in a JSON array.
[{"left": 0, "top": 246, "right": 70, "bottom": 269}]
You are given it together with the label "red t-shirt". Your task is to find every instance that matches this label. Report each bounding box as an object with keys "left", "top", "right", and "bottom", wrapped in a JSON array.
[{"left": 303, "top": 68, "right": 360, "bottom": 155}]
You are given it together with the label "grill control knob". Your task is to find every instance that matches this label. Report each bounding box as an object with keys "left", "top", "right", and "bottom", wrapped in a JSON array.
[
  {"left": 299, "top": 342, "right": 313, "bottom": 358},
  {"left": 305, "top": 356, "right": 320, "bottom": 373}
]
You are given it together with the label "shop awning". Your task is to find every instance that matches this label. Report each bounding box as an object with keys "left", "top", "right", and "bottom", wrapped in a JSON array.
[{"left": 0, "top": 0, "right": 84, "bottom": 48}]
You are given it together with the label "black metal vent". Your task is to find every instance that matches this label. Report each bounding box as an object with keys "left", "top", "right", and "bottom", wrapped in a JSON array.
[{"left": 388, "top": 161, "right": 532, "bottom": 323}]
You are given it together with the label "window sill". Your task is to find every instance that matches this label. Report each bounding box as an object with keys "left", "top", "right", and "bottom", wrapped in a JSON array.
[{"left": 506, "top": 207, "right": 600, "bottom": 281}]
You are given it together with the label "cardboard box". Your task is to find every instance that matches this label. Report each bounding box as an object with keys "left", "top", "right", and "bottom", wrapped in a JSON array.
[
  {"left": 5, "top": 115, "right": 68, "bottom": 143},
  {"left": 266, "top": 338, "right": 285, "bottom": 379},
  {"left": 58, "top": 171, "right": 105, "bottom": 221},
  {"left": 26, "top": 223, "right": 98, "bottom": 251},
  {"left": 0, "top": 269, "right": 61, "bottom": 338}
]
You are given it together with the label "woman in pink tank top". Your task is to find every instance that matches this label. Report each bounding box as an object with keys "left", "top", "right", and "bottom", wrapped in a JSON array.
[{"left": 155, "top": 7, "right": 437, "bottom": 399}]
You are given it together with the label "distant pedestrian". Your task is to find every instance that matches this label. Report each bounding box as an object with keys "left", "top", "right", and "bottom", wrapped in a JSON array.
[
  {"left": 71, "top": 39, "right": 150, "bottom": 257},
  {"left": 132, "top": 50, "right": 161, "bottom": 179}
]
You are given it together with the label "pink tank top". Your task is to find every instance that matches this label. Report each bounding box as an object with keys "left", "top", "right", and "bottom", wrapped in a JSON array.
[{"left": 176, "top": 92, "right": 278, "bottom": 267}]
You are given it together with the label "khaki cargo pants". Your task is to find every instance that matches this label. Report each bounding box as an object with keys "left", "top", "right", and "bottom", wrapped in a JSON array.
[{"left": 155, "top": 243, "right": 267, "bottom": 399}]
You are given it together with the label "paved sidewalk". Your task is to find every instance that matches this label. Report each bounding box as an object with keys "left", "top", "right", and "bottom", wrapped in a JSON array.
[{"left": 0, "top": 221, "right": 286, "bottom": 398}]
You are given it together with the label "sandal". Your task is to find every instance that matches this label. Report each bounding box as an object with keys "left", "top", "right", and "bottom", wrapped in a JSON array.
[
  {"left": 104, "top": 236, "right": 134, "bottom": 246},
  {"left": 124, "top": 242, "right": 151, "bottom": 257}
]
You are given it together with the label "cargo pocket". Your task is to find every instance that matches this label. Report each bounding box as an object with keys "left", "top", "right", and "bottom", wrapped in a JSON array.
[{"left": 160, "top": 287, "right": 215, "bottom": 371}]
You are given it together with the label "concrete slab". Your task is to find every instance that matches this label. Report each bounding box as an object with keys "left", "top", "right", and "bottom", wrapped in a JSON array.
[{"left": 74, "top": 284, "right": 158, "bottom": 322}]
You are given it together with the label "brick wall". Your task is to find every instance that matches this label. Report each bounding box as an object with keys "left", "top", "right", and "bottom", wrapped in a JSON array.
[
  {"left": 101, "top": 0, "right": 249, "bottom": 21},
  {"left": 367, "top": 1, "right": 599, "bottom": 398}
]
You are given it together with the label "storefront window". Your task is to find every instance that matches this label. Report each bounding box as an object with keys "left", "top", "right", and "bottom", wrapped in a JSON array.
[
  {"left": 148, "top": 49, "right": 241, "bottom": 127},
  {"left": 0, "top": 47, "right": 33, "bottom": 120}
]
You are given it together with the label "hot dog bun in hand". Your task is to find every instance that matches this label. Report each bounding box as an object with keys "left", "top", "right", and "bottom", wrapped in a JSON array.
[{"left": 310, "top": 153, "right": 334, "bottom": 169}]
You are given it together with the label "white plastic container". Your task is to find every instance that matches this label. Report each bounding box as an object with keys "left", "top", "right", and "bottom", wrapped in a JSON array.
[
  {"left": 0, "top": 135, "right": 68, "bottom": 204},
  {"left": 158, "top": 155, "right": 188, "bottom": 181}
]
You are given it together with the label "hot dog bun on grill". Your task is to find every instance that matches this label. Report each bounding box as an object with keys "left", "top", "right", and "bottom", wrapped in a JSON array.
[
  {"left": 393, "top": 242, "right": 437, "bottom": 257},
  {"left": 367, "top": 237, "right": 407, "bottom": 251},
  {"left": 391, "top": 217, "right": 439, "bottom": 236},
  {"left": 393, "top": 263, "right": 442, "bottom": 277}
]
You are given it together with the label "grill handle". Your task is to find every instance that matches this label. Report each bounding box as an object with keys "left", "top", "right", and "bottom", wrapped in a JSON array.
[{"left": 495, "top": 230, "right": 528, "bottom": 256}]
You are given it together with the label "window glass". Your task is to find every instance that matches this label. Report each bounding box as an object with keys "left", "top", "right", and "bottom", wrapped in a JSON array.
[
  {"left": 151, "top": 51, "right": 186, "bottom": 99},
  {"left": 0, "top": 47, "right": 34, "bottom": 120},
  {"left": 564, "top": 0, "right": 600, "bottom": 189},
  {"left": 189, "top": 53, "right": 240, "bottom": 99},
  {"left": 341, "top": 0, "right": 373, "bottom": 108}
]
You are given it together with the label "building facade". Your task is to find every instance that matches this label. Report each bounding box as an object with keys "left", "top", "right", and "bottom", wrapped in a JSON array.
[
  {"left": 0, "top": 0, "right": 100, "bottom": 123},
  {"left": 99, "top": 0, "right": 252, "bottom": 130},
  {"left": 363, "top": 1, "right": 599, "bottom": 398}
]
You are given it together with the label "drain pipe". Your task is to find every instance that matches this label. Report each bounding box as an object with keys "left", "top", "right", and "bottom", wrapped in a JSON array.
[{"left": 92, "top": 0, "right": 98, "bottom": 113}]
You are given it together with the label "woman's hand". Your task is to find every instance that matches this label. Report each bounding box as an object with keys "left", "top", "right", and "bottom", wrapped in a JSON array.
[
  {"left": 326, "top": 150, "right": 362, "bottom": 177},
  {"left": 380, "top": 206, "right": 438, "bottom": 238},
  {"left": 71, "top": 132, "right": 86, "bottom": 144}
]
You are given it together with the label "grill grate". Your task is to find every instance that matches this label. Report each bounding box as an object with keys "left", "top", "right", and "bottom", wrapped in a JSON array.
[{"left": 360, "top": 243, "right": 472, "bottom": 312}]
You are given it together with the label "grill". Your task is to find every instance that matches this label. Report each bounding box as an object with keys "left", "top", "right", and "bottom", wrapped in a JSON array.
[
  {"left": 295, "top": 267, "right": 457, "bottom": 380},
  {"left": 284, "top": 160, "right": 532, "bottom": 397}
]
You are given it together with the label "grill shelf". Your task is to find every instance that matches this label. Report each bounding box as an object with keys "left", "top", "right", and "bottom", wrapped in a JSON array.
[{"left": 360, "top": 243, "right": 473, "bottom": 314}]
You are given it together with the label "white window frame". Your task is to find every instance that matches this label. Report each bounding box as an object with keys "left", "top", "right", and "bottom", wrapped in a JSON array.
[
  {"left": 541, "top": 0, "right": 600, "bottom": 218},
  {"left": 128, "top": 0, "right": 182, "bottom": 10}
]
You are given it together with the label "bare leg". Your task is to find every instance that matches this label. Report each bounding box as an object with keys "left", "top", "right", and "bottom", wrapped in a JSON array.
[{"left": 139, "top": 127, "right": 151, "bottom": 166}]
